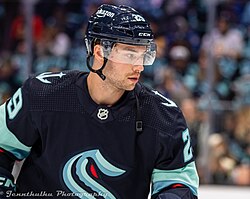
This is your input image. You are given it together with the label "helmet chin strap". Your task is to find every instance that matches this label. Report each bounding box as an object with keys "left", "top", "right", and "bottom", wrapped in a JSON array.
[{"left": 86, "top": 55, "right": 108, "bottom": 81}]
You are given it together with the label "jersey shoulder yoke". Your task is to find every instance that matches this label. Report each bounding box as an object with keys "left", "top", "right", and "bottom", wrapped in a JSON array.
[{"left": 25, "top": 70, "right": 83, "bottom": 112}]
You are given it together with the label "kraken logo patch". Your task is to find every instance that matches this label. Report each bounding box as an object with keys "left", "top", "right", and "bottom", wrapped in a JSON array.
[{"left": 63, "top": 149, "right": 126, "bottom": 198}]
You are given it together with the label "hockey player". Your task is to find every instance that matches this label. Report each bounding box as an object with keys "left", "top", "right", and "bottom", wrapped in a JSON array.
[{"left": 0, "top": 4, "right": 199, "bottom": 199}]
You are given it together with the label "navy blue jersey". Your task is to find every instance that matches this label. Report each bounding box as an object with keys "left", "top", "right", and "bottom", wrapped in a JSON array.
[{"left": 0, "top": 71, "right": 199, "bottom": 198}]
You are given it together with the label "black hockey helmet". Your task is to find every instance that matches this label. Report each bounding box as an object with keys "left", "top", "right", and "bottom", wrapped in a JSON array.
[{"left": 84, "top": 4, "right": 156, "bottom": 80}]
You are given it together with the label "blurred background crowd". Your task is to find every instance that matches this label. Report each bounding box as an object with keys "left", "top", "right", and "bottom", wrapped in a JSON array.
[{"left": 0, "top": 0, "right": 249, "bottom": 186}]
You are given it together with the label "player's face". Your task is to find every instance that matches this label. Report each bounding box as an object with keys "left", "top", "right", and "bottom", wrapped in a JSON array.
[{"left": 103, "top": 43, "right": 146, "bottom": 91}]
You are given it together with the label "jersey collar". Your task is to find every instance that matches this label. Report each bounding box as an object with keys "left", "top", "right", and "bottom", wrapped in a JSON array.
[{"left": 75, "top": 72, "right": 136, "bottom": 122}]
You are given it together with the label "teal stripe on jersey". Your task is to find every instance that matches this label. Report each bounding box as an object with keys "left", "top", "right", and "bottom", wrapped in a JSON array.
[
  {"left": 0, "top": 103, "right": 31, "bottom": 159},
  {"left": 151, "top": 161, "right": 199, "bottom": 196}
]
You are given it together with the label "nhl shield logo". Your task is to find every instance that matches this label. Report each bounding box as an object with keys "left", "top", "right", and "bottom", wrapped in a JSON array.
[{"left": 97, "top": 108, "right": 109, "bottom": 120}]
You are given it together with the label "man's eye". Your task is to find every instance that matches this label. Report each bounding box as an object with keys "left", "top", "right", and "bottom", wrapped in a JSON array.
[{"left": 126, "top": 54, "right": 136, "bottom": 59}]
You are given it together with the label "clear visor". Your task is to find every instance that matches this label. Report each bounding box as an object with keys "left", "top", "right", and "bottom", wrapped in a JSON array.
[{"left": 100, "top": 40, "right": 156, "bottom": 66}]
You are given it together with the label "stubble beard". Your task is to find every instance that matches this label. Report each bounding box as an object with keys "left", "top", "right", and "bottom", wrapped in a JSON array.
[{"left": 107, "top": 75, "right": 135, "bottom": 91}]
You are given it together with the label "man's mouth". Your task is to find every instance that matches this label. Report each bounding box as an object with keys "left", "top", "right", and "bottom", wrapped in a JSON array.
[{"left": 128, "top": 77, "right": 139, "bottom": 83}]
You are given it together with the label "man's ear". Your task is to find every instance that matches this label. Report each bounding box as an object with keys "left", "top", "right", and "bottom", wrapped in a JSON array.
[
  {"left": 93, "top": 45, "right": 104, "bottom": 62},
  {"left": 92, "top": 44, "right": 106, "bottom": 70}
]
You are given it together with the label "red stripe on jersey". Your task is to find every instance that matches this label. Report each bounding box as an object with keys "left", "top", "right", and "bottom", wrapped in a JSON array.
[
  {"left": 0, "top": 149, "right": 4, "bottom": 153},
  {"left": 90, "top": 164, "right": 99, "bottom": 179},
  {"left": 172, "top": 184, "right": 184, "bottom": 188}
]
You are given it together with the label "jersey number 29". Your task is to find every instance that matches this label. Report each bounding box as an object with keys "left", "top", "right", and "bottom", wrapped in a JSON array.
[{"left": 7, "top": 88, "right": 23, "bottom": 119}]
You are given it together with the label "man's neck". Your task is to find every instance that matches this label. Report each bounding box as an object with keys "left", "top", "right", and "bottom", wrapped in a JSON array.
[{"left": 87, "top": 73, "right": 125, "bottom": 107}]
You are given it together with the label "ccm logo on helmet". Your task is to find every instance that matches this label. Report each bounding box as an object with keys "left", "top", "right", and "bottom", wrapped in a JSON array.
[
  {"left": 138, "top": 32, "right": 151, "bottom": 37},
  {"left": 96, "top": 9, "right": 115, "bottom": 18}
]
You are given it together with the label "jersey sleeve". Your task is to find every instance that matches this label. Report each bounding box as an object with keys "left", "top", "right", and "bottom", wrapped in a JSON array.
[
  {"left": 151, "top": 106, "right": 199, "bottom": 198},
  {"left": 0, "top": 78, "right": 39, "bottom": 196},
  {"left": 0, "top": 78, "right": 39, "bottom": 161}
]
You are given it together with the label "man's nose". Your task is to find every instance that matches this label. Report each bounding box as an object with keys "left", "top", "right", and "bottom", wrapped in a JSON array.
[{"left": 133, "top": 64, "right": 144, "bottom": 73}]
